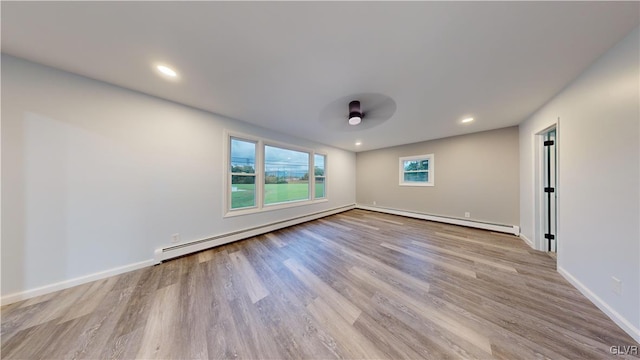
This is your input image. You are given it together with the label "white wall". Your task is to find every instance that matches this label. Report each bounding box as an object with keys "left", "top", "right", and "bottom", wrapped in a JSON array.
[
  {"left": 1, "top": 55, "right": 356, "bottom": 298},
  {"left": 520, "top": 27, "right": 639, "bottom": 341},
  {"left": 357, "top": 127, "right": 520, "bottom": 226}
]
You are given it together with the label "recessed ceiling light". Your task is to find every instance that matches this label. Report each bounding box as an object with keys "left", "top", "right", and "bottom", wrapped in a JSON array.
[
  {"left": 355, "top": 141, "right": 362, "bottom": 146},
  {"left": 462, "top": 117, "right": 474, "bottom": 123},
  {"left": 156, "top": 64, "right": 177, "bottom": 78}
]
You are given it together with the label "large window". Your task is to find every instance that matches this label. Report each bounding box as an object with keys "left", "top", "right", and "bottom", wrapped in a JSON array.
[
  {"left": 264, "top": 145, "right": 309, "bottom": 205},
  {"left": 227, "top": 133, "right": 327, "bottom": 214},
  {"left": 399, "top": 154, "right": 434, "bottom": 186}
]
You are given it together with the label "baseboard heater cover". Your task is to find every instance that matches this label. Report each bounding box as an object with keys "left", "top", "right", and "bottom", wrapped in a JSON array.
[
  {"left": 356, "top": 204, "right": 520, "bottom": 236},
  {"left": 154, "top": 204, "right": 356, "bottom": 263}
]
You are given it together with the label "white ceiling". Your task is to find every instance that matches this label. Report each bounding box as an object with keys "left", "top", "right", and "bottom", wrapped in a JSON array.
[{"left": 2, "top": 2, "right": 638, "bottom": 152}]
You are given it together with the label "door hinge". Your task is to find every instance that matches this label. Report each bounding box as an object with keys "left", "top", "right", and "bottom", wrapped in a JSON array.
[
  {"left": 544, "top": 187, "right": 555, "bottom": 193},
  {"left": 545, "top": 233, "right": 555, "bottom": 240},
  {"left": 544, "top": 140, "right": 555, "bottom": 146}
]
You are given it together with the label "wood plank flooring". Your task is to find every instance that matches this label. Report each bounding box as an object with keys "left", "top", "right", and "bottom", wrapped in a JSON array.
[{"left": 2, "top": 209, "right": 638, "bottom": 359}]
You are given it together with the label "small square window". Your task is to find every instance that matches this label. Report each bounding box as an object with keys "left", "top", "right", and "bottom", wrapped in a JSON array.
[{"left": 399, "top": 154, "right": 434, "bottom": 186}]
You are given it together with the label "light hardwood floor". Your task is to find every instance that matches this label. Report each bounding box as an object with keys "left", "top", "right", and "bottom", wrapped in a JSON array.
[{"left": 2, "top": 209, "right": 638, "bottom": 359}]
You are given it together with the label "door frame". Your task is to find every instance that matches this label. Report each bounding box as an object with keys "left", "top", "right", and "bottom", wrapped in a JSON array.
[{"left": 534, "top": 120, "right": 560, "bottom": 253}]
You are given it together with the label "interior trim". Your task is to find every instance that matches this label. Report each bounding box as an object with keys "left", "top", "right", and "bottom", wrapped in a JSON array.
[
  {"left": 558, "top": 266, "right": 640, "bottom": 343},
  {"left": 154, "top": 204, "right": 356, "bottom": 263},
  {"left": 1, "top": 259, "right": 155, "bottom": 306},
  {"left": 356, "top": 204, "right": 520, "bottom": 236}
]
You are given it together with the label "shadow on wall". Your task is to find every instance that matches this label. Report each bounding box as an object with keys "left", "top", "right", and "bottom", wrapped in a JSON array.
[{"left": 4, "top": 111, "right": 153, "bottom": 296}]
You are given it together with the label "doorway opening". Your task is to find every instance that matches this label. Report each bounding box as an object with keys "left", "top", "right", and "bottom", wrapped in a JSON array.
[{"left": 536, "top": 125, "right": 558, "bottom": 253}]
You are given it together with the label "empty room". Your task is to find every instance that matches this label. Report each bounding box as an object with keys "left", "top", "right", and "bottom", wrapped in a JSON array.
[{"left": 1, "top": 2, "right": 639, "bottom": 359}]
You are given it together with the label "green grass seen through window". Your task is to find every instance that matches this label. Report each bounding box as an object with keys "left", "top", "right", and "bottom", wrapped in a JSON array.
[{"left": 231, "top": 183, "right": 324, "bottom": 209}]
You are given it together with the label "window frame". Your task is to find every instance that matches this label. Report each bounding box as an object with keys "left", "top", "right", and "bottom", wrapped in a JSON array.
[
  {"left": 263, "top": 142, "right": 311, "bottom": 207},
  {"left": 399, "top": 154, "right": 434, "bottom": 187},
  {"left": 224, "top": 130, "right": 328, "bottom": 217},
  {"left": 227, "top": 134, "right": 262, "bottom": 213},
  {"left": 313, "top": 153, "right": 327, "bottom": 200}
]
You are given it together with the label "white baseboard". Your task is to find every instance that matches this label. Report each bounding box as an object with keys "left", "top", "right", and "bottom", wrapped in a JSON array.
[
  {"left": 1, "top": 204, "right": 355, "bottom": 306},
  {"left": 155, "top": 204, "right": 355, "bottom": 263},
  {"left": 1, "top": 259, "right": 155, "bottom": 306},
  {"left": 519, "top": 234, "right": 534, "bottom": 248},
  {"left": 356, "top": 204, "right": 520, "bottom": 236},
  {"left": 558, "top": 266, "right": 640, "bottom": 343}
]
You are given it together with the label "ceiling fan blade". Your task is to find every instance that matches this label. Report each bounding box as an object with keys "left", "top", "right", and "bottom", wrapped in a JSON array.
[{"left": 361, "top": 96, "right": 396, "bottom": 120}]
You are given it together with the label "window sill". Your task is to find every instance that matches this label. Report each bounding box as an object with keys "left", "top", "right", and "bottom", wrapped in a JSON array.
[
  {"left": 224, "top": 198, "right": 329, "bottom": 218},
  {"left": 399, "top": 182, "right": 434, "bottom": 187}
]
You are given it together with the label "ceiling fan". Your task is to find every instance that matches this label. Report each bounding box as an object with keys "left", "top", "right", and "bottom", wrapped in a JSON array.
[{"left": 319, "top": 93, "right": 396, "bottom": 132}]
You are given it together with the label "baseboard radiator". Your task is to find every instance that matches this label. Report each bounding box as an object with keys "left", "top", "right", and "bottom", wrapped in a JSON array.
[
  {"left": 154, "top": 204, "right": 356, "bottom": 263},
  {"left": 356, "top": 204, "right": 520, "bottom": 236}
]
